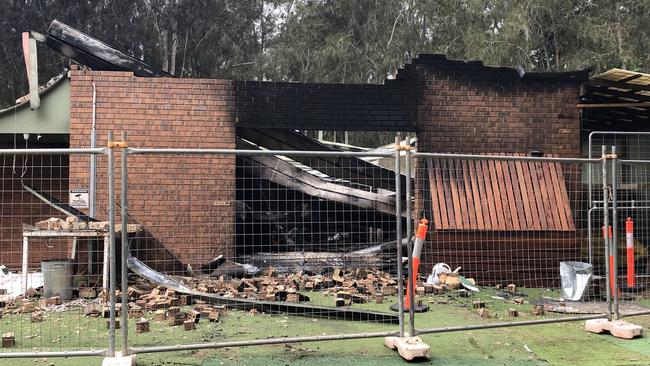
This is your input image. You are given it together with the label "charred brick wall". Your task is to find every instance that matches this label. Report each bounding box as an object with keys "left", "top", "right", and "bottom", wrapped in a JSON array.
[
  {"left": 234, "top": 80, "right": 416, "bottom": 131},
  {"left": 401, "top": 55, "right": 583, "bottom": 156}
]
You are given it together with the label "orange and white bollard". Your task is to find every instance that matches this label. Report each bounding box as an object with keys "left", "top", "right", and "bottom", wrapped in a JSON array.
[
  {"left": 404, "top": 218, "right": 428, "bottom": 310},
  {"left": 625, "top": 217, "right": 636, "bottom": 288}
]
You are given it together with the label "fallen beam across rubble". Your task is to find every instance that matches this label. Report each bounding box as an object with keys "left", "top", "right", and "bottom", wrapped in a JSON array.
[{"left": 127, "top": 255, "right": 399, "bottom": 324}]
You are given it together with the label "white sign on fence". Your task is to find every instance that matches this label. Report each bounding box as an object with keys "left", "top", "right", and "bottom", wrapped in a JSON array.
[{"left": 69, "top": 188, "right": 89, "bottom": 208}]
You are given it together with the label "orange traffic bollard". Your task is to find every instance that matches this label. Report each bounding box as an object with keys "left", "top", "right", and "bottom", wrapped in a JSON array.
[{"left": 626, "top": 217, "right": 636, "bottom": 288}]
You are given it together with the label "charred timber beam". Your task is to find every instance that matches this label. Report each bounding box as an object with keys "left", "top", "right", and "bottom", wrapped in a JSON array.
[
  {"left": 46, "top": 20, "right": 171, "bottom": 77},
  {"left": 238, "top": 128, "right": 405, "bottom": 193}
]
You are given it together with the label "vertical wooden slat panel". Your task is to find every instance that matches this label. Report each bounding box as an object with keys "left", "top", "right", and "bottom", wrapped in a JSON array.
[
  {"left": 530, "top": 161, "right": 549, "bottom": 229},
  {"left": 426, "top": 155, "right": 574, "bottom": 232},
  {"left": 427, "top": 160, "right": 444, "bottom": 230},
  {"left": 467, "top": 159, "right": 485, "bottom": 230},
  {"left": 481, "top": 159, "right": 499, "bottom": 230},
  {"left": 433, "top": 159, "right": 450, "bottom": 230},
  {"left": 447, "top": 159, "right": 465, "bottom": 230},
  {"left": 508, "top": 159, "right": 527, "bottom": 229},
  {"left": 440, "top": 159, "right": 457, "bottom": 229},
  {"left": 542, "top": 161, "right": 564, "bottom": 230},
  {"left": 521, "top": 161, "right": 542, "bottom": 230},
  {"left": 487, "top": 159, "right": 506, "bottom": 229}
]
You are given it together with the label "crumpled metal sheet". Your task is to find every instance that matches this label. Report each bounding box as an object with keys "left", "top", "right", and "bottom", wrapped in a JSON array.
[
  {"left": 127, "top": 256, "right": 192, "bottom": 293},
  {"left": 560, "top": 261, "right": 593, "bottom": 301}
]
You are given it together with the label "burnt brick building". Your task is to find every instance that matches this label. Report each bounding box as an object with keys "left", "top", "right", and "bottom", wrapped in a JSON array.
[{"left": 2, "top": 44, "right": 589, "bottom": 286}]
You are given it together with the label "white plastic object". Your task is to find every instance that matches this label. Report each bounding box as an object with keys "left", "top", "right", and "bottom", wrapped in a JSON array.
[{"left": 426, "top": 263, "right": 451, "bottom": 285}]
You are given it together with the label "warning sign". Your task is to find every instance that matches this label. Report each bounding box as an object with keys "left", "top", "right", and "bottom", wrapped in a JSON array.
[{"left": 69, "top": 189, "right": 89, "bottom": 208}]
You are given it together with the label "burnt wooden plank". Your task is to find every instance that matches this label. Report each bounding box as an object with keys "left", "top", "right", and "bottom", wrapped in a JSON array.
[{"left": 47, "top": 20, "right": 171, "bottom": 77}]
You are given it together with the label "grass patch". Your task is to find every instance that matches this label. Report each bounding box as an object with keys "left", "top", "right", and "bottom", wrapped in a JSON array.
[{"left": 0, "top": 288, "right": 648, "bottom": 365}]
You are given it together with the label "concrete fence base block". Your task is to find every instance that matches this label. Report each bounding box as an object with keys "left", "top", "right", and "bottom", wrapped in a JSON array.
[
  {"left": 585, "top": 318, "right": 643, "bottom": 339},
  {"left": 384, "top": 336, "right": 431, "bottom": 360},
  {"left": 102, "top": 352, "right": 137, "bottom": 366}
]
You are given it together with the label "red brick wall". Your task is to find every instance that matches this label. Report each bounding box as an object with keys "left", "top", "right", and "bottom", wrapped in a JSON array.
[{"left": 69, "top": 69, "right": 236, "bottom": 273}]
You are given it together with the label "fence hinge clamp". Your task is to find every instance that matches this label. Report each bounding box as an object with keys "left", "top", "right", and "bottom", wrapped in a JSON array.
[{"left": 107, "top": 141, "right": 128, "bottom": 148}]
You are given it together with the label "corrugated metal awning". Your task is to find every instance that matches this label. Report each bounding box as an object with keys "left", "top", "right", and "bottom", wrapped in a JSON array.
[{"left": 582, "top": 68, "right": 650, "bottom": 129}]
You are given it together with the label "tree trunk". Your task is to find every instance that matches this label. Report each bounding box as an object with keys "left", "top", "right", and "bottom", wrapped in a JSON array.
[{"left": 170, "top": 18, "right": 178, "bottom": 75}]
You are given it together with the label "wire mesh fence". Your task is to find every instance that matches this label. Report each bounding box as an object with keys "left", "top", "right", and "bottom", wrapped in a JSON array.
[
  {"left": 122, "top": 147, "right": 404, "bottom": 355},
  {"left": 0, "top": 147, "right": 108, "bottom": 357},
  {"left": 1, "top": 138, "right": 650, "bottom": 360},
  {"left": 410, "top": 151, "right": 627, "bottom": 332}
]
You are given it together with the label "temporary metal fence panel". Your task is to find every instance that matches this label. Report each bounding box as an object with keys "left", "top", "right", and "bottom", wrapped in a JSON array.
[
  {"left": 5, "top": 137, "right": 650, "bottom": 361},
  {"left": 617, "top": 157, "right": 650, "bottom": 317},
  {"left": 588, "top": 132, "right": 650, "bottom": 319},
  {"left": 0, "top": 146, "right": 110, "bottom": 359},
  {"left": 410, "top": 151, "right": 620, "bottom": 335},
  {"left": 122, "top": 145, "right": 404, "bottom": 355}
]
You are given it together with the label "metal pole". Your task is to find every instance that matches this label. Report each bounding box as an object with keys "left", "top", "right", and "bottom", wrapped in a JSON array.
[
  {"left": 394, "top": 135, "right": 404, "bottom": 337},
  {"left": 611, "top": 146, "right": 620, "bottom": 320},
  {"left": 602, "top": 145, "right": 612, "bottom": 321},
  {"left": 404, "top": 141, "right": 415, "bottom": 336},
  {"left": 107, "top": 131, "right": 117, "bottom": 357},
  {"left": 90, "top": 82, "right": 97, "bottom": 218},
  {"left": 120, "top": 131, "right": 129, "bottom": 354},
  {"left": 587, "top": 206, "right": 595, "bottom": 264},
  {"left": 89, "top": 83, "right": 97, "bottom": 280}
]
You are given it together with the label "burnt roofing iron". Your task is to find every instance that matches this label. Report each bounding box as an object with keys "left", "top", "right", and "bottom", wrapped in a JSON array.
[
  {"left": 46, "top": 20, "right": 172, "bottom": 78},
  {"left": 397, "top": 54, "right": 590, "bottom": 83}
]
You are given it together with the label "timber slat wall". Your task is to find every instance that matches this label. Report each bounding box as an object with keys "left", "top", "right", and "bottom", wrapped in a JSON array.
[{"left": 426, "top": 156, "right": 575, "bottom": 231}]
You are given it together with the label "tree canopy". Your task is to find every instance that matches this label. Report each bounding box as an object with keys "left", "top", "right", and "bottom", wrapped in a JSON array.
[{"left": 2, "top": 0, "right": 649, "bottom": 109}]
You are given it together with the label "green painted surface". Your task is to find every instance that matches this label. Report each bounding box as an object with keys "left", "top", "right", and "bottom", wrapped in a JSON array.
[{"left": 0, "top": 77, "right": 70, "bottom": 134}]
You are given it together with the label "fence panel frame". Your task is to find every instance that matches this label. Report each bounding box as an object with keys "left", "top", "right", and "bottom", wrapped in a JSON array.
[
  {"left": 0, "top": 146, "right": 111, "bottom": 359},
  {"left": 122, "top": 143, "right": 404, "bottom": 355},
  {"left": 410, "top": 150, "right": 613, "bottom": 335}
]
